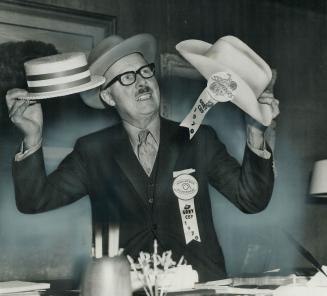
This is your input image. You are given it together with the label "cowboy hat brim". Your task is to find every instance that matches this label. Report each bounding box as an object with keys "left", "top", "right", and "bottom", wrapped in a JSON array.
[
  {"left": 19, "top": 75, "right": 105, "bottom": 100},
  {"left": 226, "top": 70, "right": 274, "bottom": 126},
  {"left": 81, "top": 33, "right": 157, "bottom": 109}
]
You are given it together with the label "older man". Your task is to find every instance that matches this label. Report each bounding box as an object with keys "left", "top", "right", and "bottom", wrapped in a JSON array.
[{"left": 6, "top": 34, "right": 278, "bottom": 282}]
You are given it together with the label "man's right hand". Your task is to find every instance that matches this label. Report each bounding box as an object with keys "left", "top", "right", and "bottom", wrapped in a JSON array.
[{"left": 6, "top": 88, "right": 43, "bottom": 149}]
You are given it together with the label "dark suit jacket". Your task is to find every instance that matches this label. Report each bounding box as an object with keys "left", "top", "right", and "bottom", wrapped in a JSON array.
[{"left": 13, "top": 117, "right": 274, "bottom": 282}]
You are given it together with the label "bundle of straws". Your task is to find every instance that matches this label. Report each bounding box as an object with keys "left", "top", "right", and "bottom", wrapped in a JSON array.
[{"left": 127, "top": 240, "right": 186, "bottom": 296}]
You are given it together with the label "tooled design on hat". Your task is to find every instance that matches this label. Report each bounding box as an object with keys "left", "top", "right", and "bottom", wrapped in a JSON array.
[{"left": 209, "top": 73, "right": 238, "bottom": 100}]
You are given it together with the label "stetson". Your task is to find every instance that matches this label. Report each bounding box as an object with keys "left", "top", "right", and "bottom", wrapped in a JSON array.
[{"left": 176, "top": 35, "right": 274, "bottom": 127}]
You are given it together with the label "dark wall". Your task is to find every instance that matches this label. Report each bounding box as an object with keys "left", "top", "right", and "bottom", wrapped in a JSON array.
[
  {"left": 114, "top": 0, "right": 327, "bottom": 272},
  {"left": 1, "top": 0, "right": 327, "bottom": 281}
]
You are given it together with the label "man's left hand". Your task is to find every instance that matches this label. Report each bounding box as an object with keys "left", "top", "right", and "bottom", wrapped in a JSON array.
[{"left": 245, "top": 91, "right": 280, "bottom": 131}]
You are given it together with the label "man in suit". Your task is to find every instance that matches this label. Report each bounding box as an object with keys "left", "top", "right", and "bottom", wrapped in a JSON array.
[{"left": 6, "top": 34, "right": 278, "bottom": 282}]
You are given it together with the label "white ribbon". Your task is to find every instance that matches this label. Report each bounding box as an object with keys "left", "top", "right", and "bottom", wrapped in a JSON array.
[
  {"left": 178, "top": 198, "right": 201, "bottom": 244},
  {"left": 172, "top": 169, "right": 201, "bottom": 244},
  {"left": 180, "top": 72, "right": 236, "bottom": 139}
]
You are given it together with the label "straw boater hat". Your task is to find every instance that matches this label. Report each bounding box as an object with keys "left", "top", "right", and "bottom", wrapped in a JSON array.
[
  {"left": 80, "top": 33, "right": 157, "bottom": 109},
  {"left": 19, "top": 52, "right": 105, "bottom": 100},
  {"left": 176, "top": 35, "right": 274, "bottom": 126}
]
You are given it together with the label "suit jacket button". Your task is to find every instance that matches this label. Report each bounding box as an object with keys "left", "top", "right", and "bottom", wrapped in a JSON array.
[{"left": 148, "top": 198, "right": 154, "bottom": 204}]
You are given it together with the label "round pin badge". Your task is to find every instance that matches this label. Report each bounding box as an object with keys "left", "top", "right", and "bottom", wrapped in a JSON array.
[
  {"left": 172, "top": 174, "right": 199, "bottom": 200},
  {"left": 206, "top": 72, "right": 238, "bottom": 103}
]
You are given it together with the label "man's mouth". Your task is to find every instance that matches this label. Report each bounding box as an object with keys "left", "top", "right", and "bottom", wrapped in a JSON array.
[{"left": 136, "top": 92, "right": 152, "bottom": 102}]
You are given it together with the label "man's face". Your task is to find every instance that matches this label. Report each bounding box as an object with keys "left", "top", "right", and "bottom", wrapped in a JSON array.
[{"left": 101, "top": 53, "right": 160, "bottom": 125}]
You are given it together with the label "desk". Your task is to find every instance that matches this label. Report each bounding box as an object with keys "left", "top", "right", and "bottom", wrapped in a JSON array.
[
  {"left": 41, "top": 286, "right": 327, "bottom": 296},
  {"left": 43, "top": 292, "right": 257, "bottom": 296},
  {"left": 42, "top": 287, "right": 263, "bottom": 296},
  {"left": 43, "top": 287, "right": 276, "bottom": 296},
  {"left": 36, "top": 269, "right": 321, "bottom": 296}
]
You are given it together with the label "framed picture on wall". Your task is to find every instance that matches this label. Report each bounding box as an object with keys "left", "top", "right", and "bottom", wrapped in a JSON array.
[
  {"left": 0, "top": 0, "right": 116, "bottom": 52},
  {"left": 0, "top": 0, "right": 117, "bottom": 159},
  {"left": 0, "top": 0, "right": 116, "bottom": 125}
]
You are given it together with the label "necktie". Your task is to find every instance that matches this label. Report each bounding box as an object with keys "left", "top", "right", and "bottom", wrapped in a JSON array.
[{"left": 137, "top": 129, "right": 157, "bottom": 176}]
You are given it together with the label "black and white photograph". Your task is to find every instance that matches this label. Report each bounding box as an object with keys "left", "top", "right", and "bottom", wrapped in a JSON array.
[{"left": 0, "top": 1, "right": 326, "bottom": 295}]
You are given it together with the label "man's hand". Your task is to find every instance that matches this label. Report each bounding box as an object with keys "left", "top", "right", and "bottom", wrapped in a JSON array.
[
  {"left": 245, "top": 90, "right": 280, "bottom": 131},
  {"left": 6, "top": 88, "right": 43, "bottom": 149},
  {"left": 258, "top": 91, "right": 280, "bottom": 121}
]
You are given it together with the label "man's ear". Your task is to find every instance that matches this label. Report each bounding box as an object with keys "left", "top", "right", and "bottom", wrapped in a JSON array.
[{"left": 100, "top": 89, "right": 116, "bottom": 107}]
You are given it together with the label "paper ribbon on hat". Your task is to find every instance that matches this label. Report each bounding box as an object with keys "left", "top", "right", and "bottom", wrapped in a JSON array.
[
  {"left": 181, "top": 71, "right": 236, "bottom": 138},
  {"left": 176, "top": 36, "right": 274, "bottom": 139}
]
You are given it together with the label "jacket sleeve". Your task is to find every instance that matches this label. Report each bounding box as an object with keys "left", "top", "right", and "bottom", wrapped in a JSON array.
[
  {"left": 13, "top": 139, "right": 89, "bottom": 213},
  {"left": 204, "top": 125, "right": 274, "bottom": 213}
]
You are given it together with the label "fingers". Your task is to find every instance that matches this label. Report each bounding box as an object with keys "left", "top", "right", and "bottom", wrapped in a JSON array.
[
  {"left": 6, "top": 88, "right": 31, "bottom": 122},
  {"left": 258, "top": 92, "right": 280, "bottom": 121},
  {"left": 9, "top": 99, "right": 25, "bottom": 118},
  {"left": 9, "top": 100, "right": 30, "bottom": 124},
  {"left": 258, "top": 92, "right": 277, "bottom": 103},
  {"left": 260, "top": 101, "right": 280, "bottom": 121},
  {"left": 5, "top": 88, "right": 28, "bottom": 109},
  {"left": 6, "top": 88, "right": 28, "bottom": 97},
  {"left": 6, "top": 88, "right": 39, "bottom": 122}
]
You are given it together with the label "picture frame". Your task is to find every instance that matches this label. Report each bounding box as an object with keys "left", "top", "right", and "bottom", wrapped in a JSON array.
[{"left": 0, "top": 0, "right": 116, "bottom": 52}]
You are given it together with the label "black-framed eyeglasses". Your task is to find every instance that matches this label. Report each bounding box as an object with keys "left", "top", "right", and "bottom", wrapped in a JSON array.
[{"left": 103, "top": 63, "right": 155, "bottom": 89}]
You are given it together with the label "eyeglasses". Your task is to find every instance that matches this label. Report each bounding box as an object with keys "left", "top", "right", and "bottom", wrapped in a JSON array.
[{"left": 103, "top": 63, "right": 155, "bottom": 89}]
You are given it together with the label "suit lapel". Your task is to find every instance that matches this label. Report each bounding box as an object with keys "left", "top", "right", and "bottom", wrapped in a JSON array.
[
  {"left": 111, "top": 119, "right": 187, "bottom": 204},
  {"left": 155, "top": 118, "right": 188, "bottom": 200},
  {"left": 111, "top": 124, "right": 148, "bottom": 203}
]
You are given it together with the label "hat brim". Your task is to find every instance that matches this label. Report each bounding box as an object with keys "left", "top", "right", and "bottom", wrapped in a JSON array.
[
  {"left": 226, "top": 71, "right": 273, "bottom": 126},
  {"left": 18, "top": 75, "right": 105, "bottom": 100},
  {"left": 81, "top": 33, "right": 156, "bottom": 109}
]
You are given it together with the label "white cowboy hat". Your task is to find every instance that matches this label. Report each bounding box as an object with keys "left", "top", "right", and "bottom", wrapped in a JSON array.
[
  {"left": 176, "top": 35, "right": 273, "bottom": 126},
  {"left": 19, "top": 52, "right": 105, "bottom": 100},
  {"left": 80, "top": 33, "right": 157, "bottom": 109}
]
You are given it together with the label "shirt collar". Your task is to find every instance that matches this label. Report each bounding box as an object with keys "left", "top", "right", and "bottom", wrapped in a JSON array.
[{"left": 123, "top": 116, "right": 160, "bottom": 149}]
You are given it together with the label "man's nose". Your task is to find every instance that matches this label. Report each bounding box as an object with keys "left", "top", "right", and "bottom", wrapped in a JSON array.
[{"left": 135, "top": 73, "right": 147, "bottom": 87}]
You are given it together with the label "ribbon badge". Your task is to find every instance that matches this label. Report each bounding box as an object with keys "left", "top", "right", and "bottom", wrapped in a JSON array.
[
  {"left": 172, "top": 169, "right": 201, "bottom": 244},
  {"left": 180, "top": 72, "right": 238, "bottom": 139}
]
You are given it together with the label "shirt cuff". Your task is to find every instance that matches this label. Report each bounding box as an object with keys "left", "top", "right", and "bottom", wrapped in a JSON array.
[
  {"left": 15, "top": 139, "right": 42, "bottom": 162},
  {"left": 246, "top": 125, "right": 271, "bottom": 159}
]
